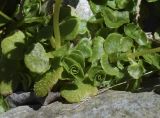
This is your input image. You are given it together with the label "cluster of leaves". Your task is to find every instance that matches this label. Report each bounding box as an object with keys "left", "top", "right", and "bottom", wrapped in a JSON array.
[{"left": 0, "top": 0, "right": 160, "bottom": 112}]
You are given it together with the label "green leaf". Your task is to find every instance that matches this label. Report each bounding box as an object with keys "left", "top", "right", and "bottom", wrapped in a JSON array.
[
  {"left": 88, "top": 66, "right": 106, "bottom": 87},
  {"left": 0, "top": 96, "right": 9, "bottom": 114},
  {"left": 106, "top": 0, "right": 117, "bottom": 9},
  {"left": 76, "top": 38, "right": 92, "bottom": 58},
  {"left": 69, "top": 50, "right": 85, "bottom": 69},
  {"left": 107, "top": 0, "right": 131, "bottom": 10},
  {"left": 127, "top": 61, "right": 145, "bottom": 79},
  {"left": 47, "top": 44, "right": 69, "bottom": 58},
  {"left": 0, "top": 80, "right": 13, "bottom": 96},
  {"left": 0, "top": 11, "right": 12, "bottom": 27},
  {"left": 24, "top": 43, "right": 50, "bottom": 74},
  {"left": 23, "top": 16, "right": 50, "bottom": 24},
  {"left": 115, "top": 0, "right": 131, "bottom": 9},
  {"left": 79, "top": 20, "right": 88, "bottom": 35},
  {"left": 1, "top": 31, "right": 25, "bottom": 60},
  {"left": 104, "top": 33, "right": 122, "bottom": 54},
  {"left": 34, "top": 67, "right": 63, "bottom": 97},
  {"left": 154, "top": 28, "right": 160, "bottom": 41},
  {"left": 143, "top": 53, "right": 160, "bottom": 69},
  {"left": 59, "top": 5, "right": 75, "bottom": 21},
  {"left": 104, "top": 33, "right": 133, "bottom": 54},
  {"left": 101, "top": 54, "right": 124, "bottom": 78},
  {"left": 90, "top": 36, "right": 104, "bottom": 63},
  {"left": 124, "top": 23, "right": 148, "bottom": 46},
  {"left": 60, "top": 82, "right": 98, "bottom": 103},
  {"left": 60, "top": 57, "right": 84, "bottom": 80},
  {"left": 60, "top": 17, "right": 80, "bottom": 40},
  {"left": 88, "top": 0, "right": 104, "bottom": 14},
  {"left": 146, "top": 0, "right": 159, "bottom": 2},
  {"left": 91, "top": 0, "right": 107, "bottom": 5},
  {"left": 102, "top": 7, "right": 130, "bottom": 28}
]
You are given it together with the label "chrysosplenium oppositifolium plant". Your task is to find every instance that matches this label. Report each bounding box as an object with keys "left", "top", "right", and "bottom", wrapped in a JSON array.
[{"left": 0, "top": 0, "right": 160, "bottom": 112}]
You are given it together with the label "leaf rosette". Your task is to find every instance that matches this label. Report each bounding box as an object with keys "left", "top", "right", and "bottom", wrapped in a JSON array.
[{"left": 88, "top": 66, "right": 106, "bottom": 87}]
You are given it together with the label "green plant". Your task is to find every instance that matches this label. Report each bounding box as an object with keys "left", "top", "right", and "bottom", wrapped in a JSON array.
[
  {"left": 0, "top": 0, "right": 160, "bottom": 113},
  {"left": 0, "top": 96, "right": 8, "bottom": 113}
]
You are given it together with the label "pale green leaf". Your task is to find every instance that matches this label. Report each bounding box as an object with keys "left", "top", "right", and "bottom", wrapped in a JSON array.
[
  {"left": 60, "top": 82, "right": 98, "bottom": 103},
  {"left": 90, "top": 36, "right": 104, "bottom": 63},
  {"left": 100, "top": 54, "right": 124, "bottom": 78},
  {"left": 0, "top": 80, "right": 13, "bottom": 96},
  {"left": 102, "top": 7, "right": 130, "bottom": 28},
  {"left": 88, "top": 66, "right": 106, "bottom": 87},
  {"left": 1, "top": 31, "right": 25, "bottom": 60},
  {"left": 0, "top": 96, "right": 9, "bottom": 114},
  {"left": 127, "top": 61, "right": 145, "bottom": 79},
  {"left": 76, "top": 38, "right": 92, "bottom": 58},
  {"left": 24, "top": 43, "right": 50, "bottom": 74},
  {"left": 104, "top": 33, "right": 133, "bottom": 54},
  {"left": 124, "top": 23, "right": 148, "bottom": 46},
  {"left": 143, "top": 53, "right": 160, "bottom": 69}
]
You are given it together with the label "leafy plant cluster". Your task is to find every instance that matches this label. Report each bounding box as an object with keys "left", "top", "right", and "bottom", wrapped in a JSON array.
[{"left": 0, "top": 0, "right": 160, "bottom": 112}]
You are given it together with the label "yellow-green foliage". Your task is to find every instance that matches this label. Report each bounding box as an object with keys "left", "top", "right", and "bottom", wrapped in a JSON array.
[
  {"left": 0, "top": 80, "right": 13, "bottom": 96},
  {"left": 34, "top": 67, "right": 63, "bottom": 97},
  {"left": 60, "top": 82, "right": 98, "bottom": 103}
]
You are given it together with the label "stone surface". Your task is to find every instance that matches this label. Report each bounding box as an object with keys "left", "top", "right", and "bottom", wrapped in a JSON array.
[
  {"left": 5, "top": 92, "right": 60, "bottom": 108},
  {"left": 75, "top": 0, "right": 93, "bottom": 20},
  {"left": 1, "top": 90, "right": 160, "bottom": 118}
]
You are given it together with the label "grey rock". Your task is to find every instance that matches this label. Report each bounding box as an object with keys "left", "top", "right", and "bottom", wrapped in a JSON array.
[
  {"left": 1, "top": 90, "right": 160, "bottom": 118},
  {"left": 75, "top": 0, "right": 93, "bottom": 20},
  {"left": 5, "top": 92, "right": 60, "bottom": 108}
]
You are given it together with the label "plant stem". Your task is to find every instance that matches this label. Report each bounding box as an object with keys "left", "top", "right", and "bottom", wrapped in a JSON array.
[
  {"left": 53, "top": 0, "right": 62, "bottom": 49},
  {"left": 119, "top": 47, "right": 160, "bottom": 60},
  {"left": 0, "top": 11, "right": 13, "bottom": 21},
  {"left": 128, "top": 47, "right": 160, "bottom": 58},
  {"left": 97, "top": 81, "right": 127, "bottom": 95}
]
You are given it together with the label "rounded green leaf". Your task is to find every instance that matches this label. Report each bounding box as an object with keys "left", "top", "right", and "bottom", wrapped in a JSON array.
[
  {"left": 124, "top": 23, "right": 148, "bottom": 46},
  {"left": 104, "top": 33, "right": 122, "bottom": 54},
  {"left": 60, "top": 17, "right": 80, "bottom": 40},
  {"left": 76, "top": 38, "right": 92, "bottom": 58},
  {"left": 24, "top": 43, "right": 50, "bottom": 74},
  {"left": 90, "top": 36, "right": 104, "bottom": 63},
  {"left": 104, "top": 33, "right": 133, "bottom": 54},
  {"left": 100, "top": 54, "right": 124, "bottom": 78},
  {"left": 1, "top": 31, "right": 25, "bottom": 60},
  {"left": 127, "top": 61, "right": 145, "bottom": 79},
  {"left": 119, "top": 37, "right": 133, "bottom": 52},
  {"left": 60, "top": 82, "right": 98, "bottom": 103},
  {"left": 102, "top": 7, "right": 130, "bottom": 28}
]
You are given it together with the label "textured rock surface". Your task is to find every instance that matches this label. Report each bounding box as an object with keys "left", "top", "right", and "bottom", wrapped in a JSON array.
[
  {"left": 1, "top": 90, "right": 160, "bottom": 118},
  {"left": 75, "top": 0, "right": 93, "bottom": 20}
]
